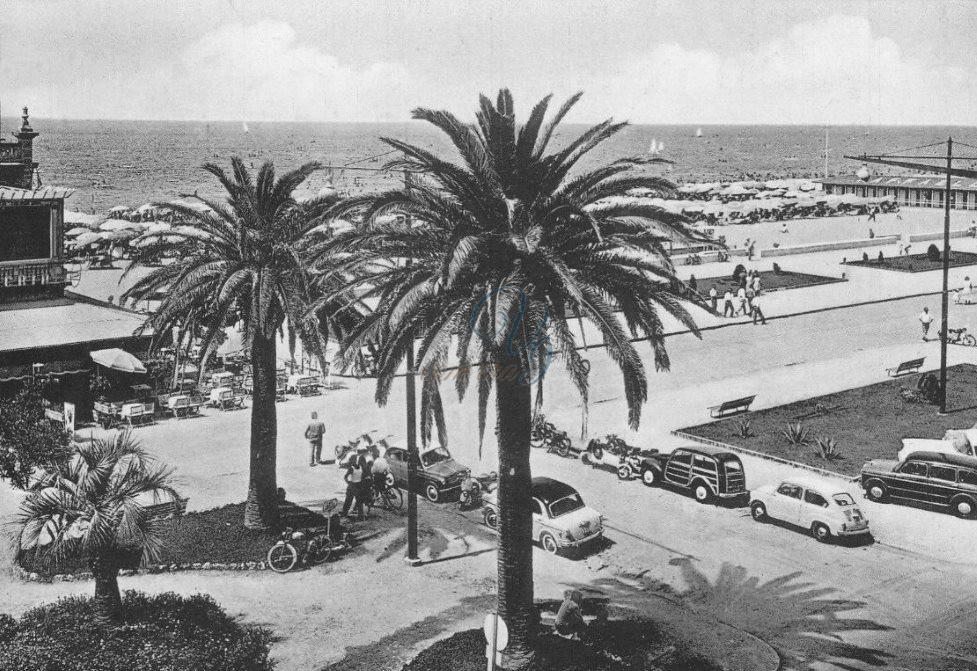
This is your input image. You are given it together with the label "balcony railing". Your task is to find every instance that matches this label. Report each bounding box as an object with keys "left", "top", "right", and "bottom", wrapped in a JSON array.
[{"left": 0, "top": 261, "right": 67, "bottom": 288}]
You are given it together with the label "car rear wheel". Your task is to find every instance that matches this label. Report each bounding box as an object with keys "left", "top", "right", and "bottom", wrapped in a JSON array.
[
  {"left": 864, "top": 480, "right": 888, "bottom": 503},
  {"left": 424, "top": 483, "right": 441, "bottom": 503},
  {"left": 692, "top": 482, "right": 713, "bottom": 504},
  {"left": 812, "top": 522, "right": 832, "bottom": 543},
  {"left": 952, "top": 496, "right": 977, "bottom": 519},
  {"left": 641, "top": 468, "right": 658, "bottom": 487},
  {"left": 539, "top": 531, "right": 560, "bottom": 555},
  {"left": 750, "top": 501, "right": 767, "bottom": 522},
  {"left": 483, "top": 508, "right": 498, "bottom": 529}
]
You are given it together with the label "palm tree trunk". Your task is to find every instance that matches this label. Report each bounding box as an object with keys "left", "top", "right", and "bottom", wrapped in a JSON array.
[
  {"left": 494, "top": 351, "right": 536, "bottom": 668},
  {"left": 244, "top": 332, "right": 279, "bottom": 529},
  {"left": 90, "top": 553, "right": 123, "bottom": 626}
]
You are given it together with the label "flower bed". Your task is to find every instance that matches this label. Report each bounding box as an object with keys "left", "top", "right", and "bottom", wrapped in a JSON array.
[
  {"left": 0, "top": 591, "right": 273, "bottom": 671},
  {"left": 844, "top": 250, "right": 977, "bottom": 273},
  {"left": 693, "top": 268, "right": 844, "bottom": 295},
  {"left": 402, "top": 623, "right": 719, "bottom": 671},
  {"left": 17, "top": 501, "right": 327, "bottom": 579},
  {"left": 678, "top": 364, "right": 977, "bottom": 477}
]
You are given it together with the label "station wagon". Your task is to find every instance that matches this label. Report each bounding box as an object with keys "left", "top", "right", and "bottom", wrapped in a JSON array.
[
  {"left": 861, "top": 450, "right": 977, "bottom": 519},
  {"left": 641, "top": 445, "right": 748, "bottom": 503}
]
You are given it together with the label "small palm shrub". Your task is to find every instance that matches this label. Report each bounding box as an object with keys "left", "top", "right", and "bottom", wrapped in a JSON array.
[
  {"left": 733, "top": 419, "right": 754, "bottom": 438},
  {"left": 781, "top": 422, "right": 809, "bottom": 445},
  {"left": 815, "top": 436, "right": 841, "bottom": 460}
]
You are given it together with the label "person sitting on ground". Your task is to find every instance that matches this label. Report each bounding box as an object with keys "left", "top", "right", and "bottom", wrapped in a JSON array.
[
  {"left": 862, "top": 252, "right": 870, "bottom": 262},
  {"left": 877, "top": 250, "right": 884, "bottom": 264},
  {"left": 555, "top": 589, "right": 586, "bottom": 640}
]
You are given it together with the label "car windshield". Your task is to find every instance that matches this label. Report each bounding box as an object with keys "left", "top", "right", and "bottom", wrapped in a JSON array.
[
  {"left": 548, "top": 493, "right": 585, "bottom": 517},
  {"left": 420, "top": 447, "right": 451, "bottom": 468},
  {"left": 832, "top": 493, "right": 855, "bottom": 506}
]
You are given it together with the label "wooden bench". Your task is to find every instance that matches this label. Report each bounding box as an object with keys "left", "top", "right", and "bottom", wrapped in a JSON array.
[
  {"left": 143, "top": 497, "right": 188, "bottom": 521},
  {"left": 886, "top": 357, "right": 925, "bottom": 377},
  {"left": 708, "top": 395, "right": 756, "bottom": 418}
]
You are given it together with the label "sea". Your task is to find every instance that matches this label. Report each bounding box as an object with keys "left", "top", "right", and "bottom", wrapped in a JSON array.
[{"left": 9, "top": 117, "right": 976, "bottom": 214}]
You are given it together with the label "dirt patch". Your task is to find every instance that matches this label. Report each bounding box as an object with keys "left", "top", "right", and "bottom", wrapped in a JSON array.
[
  {"left": 692, "top": 268, "right": 844, "bottom": 294},
  {"left": 679, "top": 364, "right": 977, "bottom": 477}
]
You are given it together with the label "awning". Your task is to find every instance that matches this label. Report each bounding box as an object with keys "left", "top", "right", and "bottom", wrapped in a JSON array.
[{"left": 90, "top": 348, "right": 147, "bottom": 374}]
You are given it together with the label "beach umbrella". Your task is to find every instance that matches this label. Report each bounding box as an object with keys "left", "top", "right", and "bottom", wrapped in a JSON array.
[
  {"left": 64, "top": 211, "right": 104, "bottom": 228},
  {"left": 109, "top": 205, "right": 130, "bottom": 214},
  {"left": 100, "top": 219, "right": 141, "bottom": 231},
  {"left": 144, "top": 222, "right": 172, "bottom": 233},
  {"left": 798, "top": 182, "right": 817, "bottom": 192},
  {"left": 135, "top": 203, "right": 157, "bottom": 214},
  {"left": 91, "top": 348, "right": 147, "bottom": 374},
  {"left": 66, "top": 227, "right": 89, "bottom": 237},
  {"left": 104, "top": 229, "right": 139, "bottom": 241},
  {"left": 74, "top": 232, "right": 103, "bottom": 247}
]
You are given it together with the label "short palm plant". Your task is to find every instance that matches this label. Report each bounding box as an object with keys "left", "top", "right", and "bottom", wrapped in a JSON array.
[
  {"left": 16, "top": 431, "right": 179, "bottom": 625},
  {"left": 308, "top": 89, "right": 711, "bottom": 666},
  {"left": 123, "top": 159, "right": 364, "bottom": 529}
]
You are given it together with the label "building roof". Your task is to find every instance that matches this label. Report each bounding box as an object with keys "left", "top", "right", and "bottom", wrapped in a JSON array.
[
  {"left": 819, "top": 174, "right": 977, "bottom": 191},
  {"left": 0, "top": 185, "right": 73, "bottom": 201},
  {"left": 0, "top": 299, "right": 149, "bottom": 353}
]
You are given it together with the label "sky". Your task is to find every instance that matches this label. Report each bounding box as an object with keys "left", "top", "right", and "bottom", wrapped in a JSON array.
[{"left": 1, "top": 0, "right": 974, "bottom": 125}]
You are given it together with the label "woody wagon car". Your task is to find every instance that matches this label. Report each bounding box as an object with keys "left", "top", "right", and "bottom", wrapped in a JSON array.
[
  {"left": 639, "top": 444, "right": 748, "bottom": 503},
  {"left": 482, "top": 477, "right": 603, "bottom": 555}
]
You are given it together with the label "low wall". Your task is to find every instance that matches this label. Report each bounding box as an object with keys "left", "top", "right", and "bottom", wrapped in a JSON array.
[
  {"left": 760, "top": 235, "right": 899, "bottom": 258},
  {"left": 909, "top": 229, "right": 969, "bottom": 243}
]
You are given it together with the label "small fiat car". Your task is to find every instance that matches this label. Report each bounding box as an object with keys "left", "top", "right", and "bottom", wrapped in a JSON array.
[
  {"left": 384, "top": 445, "right": 469, "bottom": 503},
  {"left": 750, "top": 476, "right": 870, "bottom": 542},
  {"left": 482, "top": 477, "right": 603, "bottom": 555}
]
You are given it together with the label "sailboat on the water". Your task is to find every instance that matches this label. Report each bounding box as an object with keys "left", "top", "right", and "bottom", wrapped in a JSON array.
[
  {"left": 648, "top": 138, "right": 665, "bottom": 155},
  {"left": 695, "top": 127, "right": 703, "bottom": 138},
  {"left": 242, "top": 122, "right": 250, "bottom": 134}
]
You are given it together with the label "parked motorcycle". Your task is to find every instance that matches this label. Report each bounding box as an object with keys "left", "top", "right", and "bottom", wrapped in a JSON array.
[
  {"left": 531, "top": 415, "right": 576, "bottom": 458},
  {"left": 459, "top": 471, "right": 498, "bottom": 509}
]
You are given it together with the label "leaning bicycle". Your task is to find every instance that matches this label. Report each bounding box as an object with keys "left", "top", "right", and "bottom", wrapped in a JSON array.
[{"left": 369, "top": 480, "right": 404, "bottom": 511}]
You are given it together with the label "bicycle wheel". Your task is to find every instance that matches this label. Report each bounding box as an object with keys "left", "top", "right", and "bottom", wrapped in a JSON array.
[
  {"left": 383, "top": 486, "right": 404, "bottom": 510},
  {"left": 963, "top": 334, "right": 976, "bottom": 347},
  {"left": 307, "top": 536, "right": 333, "bottom": 565},
  {"left": 267, "top": 543, "right": 298, "bottom": 573}
]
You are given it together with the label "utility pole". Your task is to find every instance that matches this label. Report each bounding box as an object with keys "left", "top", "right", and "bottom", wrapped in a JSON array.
[{"left": 939, "top": 137, "right": 953, "bottom": 414}]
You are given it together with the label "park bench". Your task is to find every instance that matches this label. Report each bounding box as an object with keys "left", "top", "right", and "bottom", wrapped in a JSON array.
[
  {"left": 886, "top": 357, "right": 925, "bottom": 377},
  {"left": 143, "top": 497, "right": 188, "bottom": 521},
  {"left": 708, "top": 395, "right": 756, "bottom": 418}
]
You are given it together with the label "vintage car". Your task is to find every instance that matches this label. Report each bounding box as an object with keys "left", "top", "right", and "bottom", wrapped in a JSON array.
[
  {"left": 861, "top": 450, "right": 977, "bottom": 519},
  {"left": 384, "top": 445, "right": 470, "bottom": 502},
  {"left": 482, "top": 477, "right": 603, "bottom": 555},
  {"left": 640, "top": 444, "right": 748, "bottom": 503},
  {"left": 750, "top": 476, "right": 870, "bottom": 542},
  {"left": 898, "top": 437, "right": 977, "bottom": 462}
]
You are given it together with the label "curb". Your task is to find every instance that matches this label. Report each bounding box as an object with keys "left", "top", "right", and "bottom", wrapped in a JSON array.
[
  {"left": 15, "top": 561, "right": 270, "bottom": 583},
  {"left": 670, "top": 430, "right": 855, "bottom": 481}
]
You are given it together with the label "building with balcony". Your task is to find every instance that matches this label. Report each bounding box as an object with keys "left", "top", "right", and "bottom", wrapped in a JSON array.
[{"left": 0, "top": 108, "right": 151, "bottom": 419}]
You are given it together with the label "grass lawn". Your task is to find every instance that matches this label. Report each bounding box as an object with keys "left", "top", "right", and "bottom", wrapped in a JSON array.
[
  {"left": 18, "top": 501, "right": 329, "bottom": 577},
  {"left": 678, "top": 364, "right": 977, "bottom": 477},
  {"left": 844, "top": 250, "right": 977, "bottom": 273},
  {"left": 691, "top": 268, "right": 845, "bottom": 295}
]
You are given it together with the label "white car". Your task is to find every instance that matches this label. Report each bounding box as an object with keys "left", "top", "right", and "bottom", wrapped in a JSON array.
[
  {"left": 898, "top": 437, "right": 977, "bottom": 463},
  {"left": 749, "top": 476, "right": 870, "bottom": 543},
  {"left": 482, "top": 477, "right": 603, "bottom": 555}
]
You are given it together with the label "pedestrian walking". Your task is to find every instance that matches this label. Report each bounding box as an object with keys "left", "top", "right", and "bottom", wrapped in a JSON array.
[
  {"left": 304, "top": 411, "right": 326, "bottom": 467},
  {"left": 751, "top": 273, "right": 761, "bottom": 295},
  {"left": 709, "top": 285, "right": 718, "bottom": 311},
  {"left": 736, "top": 286, "right": 748, "bottom": 316},
  {"left": 723, "top": 289, "right": 735, "bottom": 317},
  {"left": 751, "top": 295, "right": 767, "bottom": 325},
  {"left": 919, "top": 307, "right": 934, "bottom": 341}
]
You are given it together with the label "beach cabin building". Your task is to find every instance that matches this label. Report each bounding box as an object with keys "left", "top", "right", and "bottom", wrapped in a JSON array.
[
  {"left": 0, "top": 108, "right": 150, "bottom": 420},
  {"left": 819, "top": 175, "right": 977, "bottom": 211}
]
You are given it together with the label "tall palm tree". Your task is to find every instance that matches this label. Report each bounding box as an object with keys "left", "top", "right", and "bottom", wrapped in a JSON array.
[
  {"left": 309, "top": 90, "right": 712, "bottom": 666},
  {"left": 16, "top": 431, "right": 179, "bottom": 625},
  {"left": 123, "top": 159, "right": 362, "bottom": 529}
]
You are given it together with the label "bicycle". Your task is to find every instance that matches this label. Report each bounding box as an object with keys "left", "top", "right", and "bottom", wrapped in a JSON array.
[
  {"left": 266, "top": 527, "right": 333, "bottom": 573},
  {"left": 368, "top": 479, "right": 404, "bottom": 511}
]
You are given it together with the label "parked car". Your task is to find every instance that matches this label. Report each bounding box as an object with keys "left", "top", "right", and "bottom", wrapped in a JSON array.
[
  {"left": 898, "top": 437, "right": 977, "bottom": 462},
  {"left": 750, "top": 476, "right": 870, "bottom": 542},
  {"left": 482, "top": 477, "right": 603, "bottom": 555},
  {"left": 861, "top": 450, "right": 977, "bottom": 519},
  {"left": 640, "top": 445, "right": 748, "bottom": 503},
  {"left": 384, "top": 445, "right": 470, "bottom": 502}
]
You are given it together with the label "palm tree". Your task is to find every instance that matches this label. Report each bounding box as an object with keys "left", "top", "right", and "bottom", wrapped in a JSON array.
[
  {"left": 123, "top": 159, "right": 362, "bottom": 529},
  {"left": 309, "top": 90, "right": 712, "bottom": 666},
  {"left": 16, "top": 431, "right": 179, "bottom": 625}
]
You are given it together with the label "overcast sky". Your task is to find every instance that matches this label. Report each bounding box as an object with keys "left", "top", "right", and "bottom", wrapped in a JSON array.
[{"left": 2, "top": 0, "right": 974, "bottom": 125}]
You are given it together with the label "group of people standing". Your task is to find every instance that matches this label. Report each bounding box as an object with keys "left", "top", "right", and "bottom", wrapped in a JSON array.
[
  {"left": 304, "top": 411, "right": 391, "bottom": 521},
  {"left": 702, "top": 268, "right": 766, "bottom": 324}
]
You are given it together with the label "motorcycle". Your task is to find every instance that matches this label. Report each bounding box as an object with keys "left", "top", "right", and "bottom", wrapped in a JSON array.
[
  {"left": 459, "top": 471, "right": 498, "bottom": 509},
  {"left": 531, "top": 415, "right": 576, "bottom": 458}
]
